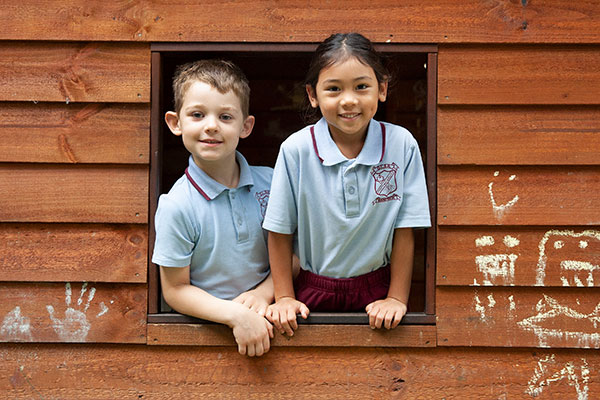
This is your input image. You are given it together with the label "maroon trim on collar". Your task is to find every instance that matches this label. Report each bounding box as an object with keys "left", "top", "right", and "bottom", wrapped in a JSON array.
[
  {"left": 379, "top": 122, "right": 386, "bottom": 163},
  {"left": 310, "top": 126, "right": 324, "bottom": 163},
  {"left": 185, "top": 168, "right": 211, "bottom": 201}
]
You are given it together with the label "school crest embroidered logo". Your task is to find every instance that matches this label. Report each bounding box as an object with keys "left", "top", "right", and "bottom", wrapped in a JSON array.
[
  {"left": 371, "top": 163, "right": 401, "bottom": 205},
  {"left": 255, "top": 190, "right": 270, "bottom": 218}
]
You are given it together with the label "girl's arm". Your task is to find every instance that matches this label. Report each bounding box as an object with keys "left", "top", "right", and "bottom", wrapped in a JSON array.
[
  {"left": 160, "top": 265, "right": 274, "bottom": 356},
  {"left": 266, "top": 231, "right": 309, "bottom": 336},
  {"left": 365, "top": 227, "right": 414, "bottom": 329}
]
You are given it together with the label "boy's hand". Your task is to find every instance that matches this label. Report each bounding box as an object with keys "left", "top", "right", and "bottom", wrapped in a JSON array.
[
  {"left": 231, "top": 307, "right": 274, "bottom": 357},
  {"left": 266, "top": 297, "right": 309, "bottom": 337},
  {"left": 232, "top": 291, "right": 270, "bottom": 317},
  {"left": 365, "top": 297, "right": 407, "bottom": 330}
]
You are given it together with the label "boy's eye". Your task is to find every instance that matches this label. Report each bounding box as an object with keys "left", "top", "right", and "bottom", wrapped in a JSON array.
[
  {"left": 220, "top": 114, "right": 233, "bottom": 121},
  {"left": 191, "top": 111, "right": 204, "bottom": 118}
]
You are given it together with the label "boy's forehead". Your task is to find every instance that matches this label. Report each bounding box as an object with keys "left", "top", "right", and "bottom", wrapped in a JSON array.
[{"left": 182, "top": 80, "right": 243, "bottom": 108}]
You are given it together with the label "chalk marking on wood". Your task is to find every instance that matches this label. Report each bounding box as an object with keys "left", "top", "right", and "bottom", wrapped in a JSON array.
[
  {"left": 508, "top": 295, "right": 516, "bottom": 319},
  {"left": 474, "top": 293, "right": 487, "bottom": 321},
  {"left": 487, "top": 294, "right": 496, "bottom": 308},
  {"left": 1, "top": 306, "right": 33, "bottom": 341},
  {"left": 46, "top": 282, "right": 108, "bottom": 342},
  {"left": 476, "top": 235, "right": 495, "bottom": 247},
  {"left": 526, "top": 355, "right": 589, "bottom": 400},
  {"left": 536, "top": 230, "right": 600, "bottom": 286},
  {"left": 475, "top": 253, "right": 517, "bottom": 286},
  {"left": 580, "top": 241, "right": 589, "bottom": 249},
  {"left": 517, "top": 295, "right": 600, "bottom": 348},
  {"left": 503, "top": 235, "right": 520, "bottom": 248},
  {"left": 488, "top": 172, "right": 519, "bottom": 219}
]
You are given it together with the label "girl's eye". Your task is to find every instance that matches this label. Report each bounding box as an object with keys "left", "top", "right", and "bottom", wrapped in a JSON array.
[
  {"left": 325, "top": 86, "right": 340, "bottom": 92},
  {"left": 356, "top": 83, "right": 369, "bottom": 90}
]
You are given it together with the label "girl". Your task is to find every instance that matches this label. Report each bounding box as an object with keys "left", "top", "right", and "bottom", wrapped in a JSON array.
[{"left": 263, "top": 33, "right": 431, "bottom": 336}]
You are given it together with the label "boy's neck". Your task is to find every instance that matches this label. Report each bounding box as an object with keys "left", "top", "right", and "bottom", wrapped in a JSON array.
[{"left": 192, "top": 155, "right": 241, "bottom": 189}]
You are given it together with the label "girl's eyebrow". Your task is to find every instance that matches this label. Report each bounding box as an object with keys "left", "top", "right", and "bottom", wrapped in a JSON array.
[{"left": 322, "top": 76, "right": 374, "bottom": 84}]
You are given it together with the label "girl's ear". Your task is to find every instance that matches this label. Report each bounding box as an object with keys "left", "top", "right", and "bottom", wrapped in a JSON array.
[
  {"left": 165, "top": 111, "right": 182, "bottom": 136},
  {"left": 306, "top": 85, "right": 319, "bottom": 108},
  {"left": 378, "top": 81, "right": 388, "bottom": 103},
  {"left": 240, "top": 115, "right": 255, "bottom": 139}
]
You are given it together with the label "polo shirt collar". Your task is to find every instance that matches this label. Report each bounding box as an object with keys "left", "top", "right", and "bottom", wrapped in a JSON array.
[
  {"left": 185, "top": 151, "right": 253, "bottom": 200},
  {"left": 311, "top": 118, "right": 384, "bottom": 166}
]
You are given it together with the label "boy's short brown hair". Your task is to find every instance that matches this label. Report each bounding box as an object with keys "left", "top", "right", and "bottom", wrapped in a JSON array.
[{"left": 172, "top": 59, "right": 250, "bottom": 117}]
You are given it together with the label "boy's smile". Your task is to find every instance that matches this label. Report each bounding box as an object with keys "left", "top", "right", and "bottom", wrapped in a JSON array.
[
  {"left": 165, "top": 81, "right": 254, "bottom": 179},
  {"left": 306, "top": 56, "right": 387, "bottom": 150}
]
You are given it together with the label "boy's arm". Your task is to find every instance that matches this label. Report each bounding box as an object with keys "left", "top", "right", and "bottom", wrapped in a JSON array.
[
  {"left": 266, "top": 231, "right": 309, "bottom": 336},
  {"left": 160, "top": 266, "right": 273, "bottom": 356},
  {"left": 232, "top": 274, "right": 274, "bottom": 317},
  {"left": 365, "top": 228, "right": 414, "bottom": 329}
]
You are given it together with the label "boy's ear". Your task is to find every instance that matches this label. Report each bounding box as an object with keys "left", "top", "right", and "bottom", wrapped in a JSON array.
[
  {"left": 306, "top": 85, "right": 319, "bottom": 108},
  {"left": 378, "top": 81, "right": 389, "bottom": 103},
  {"left": 165, "top": 111, "right": 182, "bottom": 136},
  {"left": 240, "top": 115, "right": 255, "bottom": 139}
]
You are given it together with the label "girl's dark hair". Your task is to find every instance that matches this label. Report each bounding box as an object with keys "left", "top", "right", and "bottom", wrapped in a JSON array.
[{"left": 302, "top": 32, "right": 390, "bottom": 122}]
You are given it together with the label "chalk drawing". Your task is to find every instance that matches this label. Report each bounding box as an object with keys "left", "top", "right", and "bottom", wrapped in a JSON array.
[
  {"left": 1, "top": 306, "right": 33, "bottom": 341},
  {"left": 46, "top": 282, "right": 108, "bottom": 342},
  {"left": 526, "top": 354, "right": 589, "bottom": 400},
  {"left": 508, "top": 295, "right": 516, "bottom": 319},
  {"left": 474, "top": 234, "right": 520, "bottom": 286},
  {"left": 517, "top": 295, "right": 600, "bottom": 348},
  {"left": 536, "top": 230, "right": 600, "bottom": 287},
  {"left": 474, "top": 293, "right": 487, "bottom": 320},
  {"left": 488, "top": 171, "right": 519, "bottom": 219}
]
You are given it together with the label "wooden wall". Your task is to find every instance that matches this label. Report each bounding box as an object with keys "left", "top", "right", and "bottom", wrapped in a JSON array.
[{"left": 1, "top": 1, "right": 600, "bottom": 398}]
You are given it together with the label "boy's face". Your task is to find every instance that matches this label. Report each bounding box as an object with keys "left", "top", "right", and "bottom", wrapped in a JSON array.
[{"left": 165, "top": 81, "right": 254, "bottom": 169}]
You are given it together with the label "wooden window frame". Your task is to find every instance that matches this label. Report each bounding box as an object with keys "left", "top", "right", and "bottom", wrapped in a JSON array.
[{"left": 148, "top": 43, "right": 437, "bottom": 346}]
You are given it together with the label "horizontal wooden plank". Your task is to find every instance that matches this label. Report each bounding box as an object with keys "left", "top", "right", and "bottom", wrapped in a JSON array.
[
  {"left": 1, "top": 1, "right": 600, "bottom": 43},
  {"left": 0, "top": 103, "right": 149, "bottom": 164},
  {"left": 438, "top": 227, "right": 600, "bottom": 287},
  {"left": 148, "top": 323, "right": 435, "bottom": 347},
  {"left": 439, "top": 46, "right": 600, "bottom": 104},
  {"left": 0, "top": 42, "right": 149, "bottom": 103},
  {"left": 438, "top": 166, "right": 600, "bottom": 225},
  {"left": 0, "top": 283, "right": 146, "bottom": 343},
  {"left": 437, "top": 287, "right": 600, "bottom": 349},
  {"left": 1, "top": 345, "right": 599, "bottom": 399},
  {"left": 0, "top": 223, "right": 147, "bottom": 283},
  {"left": 0, "top": 164, "right": 148, "bottom": 223},
  {"left": 438, "top": 106, "right": 600, "bottom": 165}
]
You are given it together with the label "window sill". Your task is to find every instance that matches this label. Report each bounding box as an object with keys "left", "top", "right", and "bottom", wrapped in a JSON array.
[{"left": 147, "top": 312, "right": 436, "bottom": 347}]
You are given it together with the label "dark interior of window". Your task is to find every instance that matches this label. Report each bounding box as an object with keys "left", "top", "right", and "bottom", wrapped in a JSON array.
[{"left": 149, "top": 44, "right": 436, "bottom": 325}]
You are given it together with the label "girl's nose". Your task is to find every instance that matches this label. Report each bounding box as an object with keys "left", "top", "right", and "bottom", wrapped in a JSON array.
[{"left": 340, "top": 92, "right": 358, "bottom": 107}]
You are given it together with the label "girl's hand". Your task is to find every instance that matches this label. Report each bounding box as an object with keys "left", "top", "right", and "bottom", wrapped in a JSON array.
[
  {"left": 266, "top": 297, "right": 309, "bottom": 337},
  {"left": 230, "top": 306, "right": 274, "bottom": 357},
  {"left": 365, "top": 297, "right": 407, "bottom": 329},
  {"left": 232, "top": 290, "right": 270, "bottom": 317}
]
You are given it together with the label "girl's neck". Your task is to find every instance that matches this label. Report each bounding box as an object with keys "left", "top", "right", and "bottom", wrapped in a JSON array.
[{"left": 328, "top": 127, "right": 367, "bottom": 160}]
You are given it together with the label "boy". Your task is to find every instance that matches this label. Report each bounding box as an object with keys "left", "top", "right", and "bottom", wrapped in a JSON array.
[{"left": 152, "top": 60, "right": 274, "bottom": 357}]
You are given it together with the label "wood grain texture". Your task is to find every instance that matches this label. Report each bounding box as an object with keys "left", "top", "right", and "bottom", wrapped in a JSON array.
[
  {"left": 0, "top": 283, "right": 146, "bottom": 343},
  {"left": 437, "top": 287, "right": 600, "bottom": 349},
  {"left": 0, "top": 103, "right": 149, "bottom": 164},
  {"left": 1, "top": 345, "right": 599, "bottom": 398},
  {"left": 438, "top": 166, "right": 600, "bottom": 226},
  {"left": 0, "top": 223, "right": 147, "bottom": 283},
  {"left": 148, "top": 323, "right": 436, "bottom": 347},
  {"left": 438, "top": 46, "right": 600, "bottom": 105},
  {"left": 438, "top": 226, "right": 600, "bottom": 287},
  {"left": 1, "top": 1, "right": 600, "bottom": 43},
  {"left": 438, "top": 106, "right": 600, "bottom": 165},
  {"left": 0, "top": 42, "right": 149, "bottom": 103},
  {"left": 0, "top": 164, "right": 148, "bottom": 223}
]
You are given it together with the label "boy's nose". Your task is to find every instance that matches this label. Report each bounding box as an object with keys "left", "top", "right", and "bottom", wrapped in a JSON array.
[{"left": 204, "top": 115, "right": 219, "bottom": 131}]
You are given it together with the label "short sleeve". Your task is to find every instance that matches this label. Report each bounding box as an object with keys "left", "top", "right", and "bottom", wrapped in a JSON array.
[
  {"left": 395, "top": 140, "right": 431, "bottom": 228},
  {"left": 262, "top": 145, "right": 299, "bottom": 234},
  {"left": 152, "top": 194, "right": 198, "bottom": 267}
]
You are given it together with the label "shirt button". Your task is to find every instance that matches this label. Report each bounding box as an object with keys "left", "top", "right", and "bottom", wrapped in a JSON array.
[
  {"left": 231, "top": 192, "right": 236, "bottom": 199},
  {"left": 348, "top": 186, "right": 356, "bottom": 195},
  {"left": 237, "top": 218, "right": 243, "bottom": 225}
]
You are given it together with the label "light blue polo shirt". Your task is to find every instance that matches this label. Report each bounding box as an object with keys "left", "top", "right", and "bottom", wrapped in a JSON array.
[
  {"left": 152, "top": 152, "right": 273, "bottom": 300},
  {"left": 263, "top": 118, "right": 431, "bottom": 279}
]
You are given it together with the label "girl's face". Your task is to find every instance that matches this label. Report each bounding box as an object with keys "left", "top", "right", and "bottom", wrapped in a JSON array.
[{"left": 306, "top": 56, "right": 387, "bottom": 143}]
